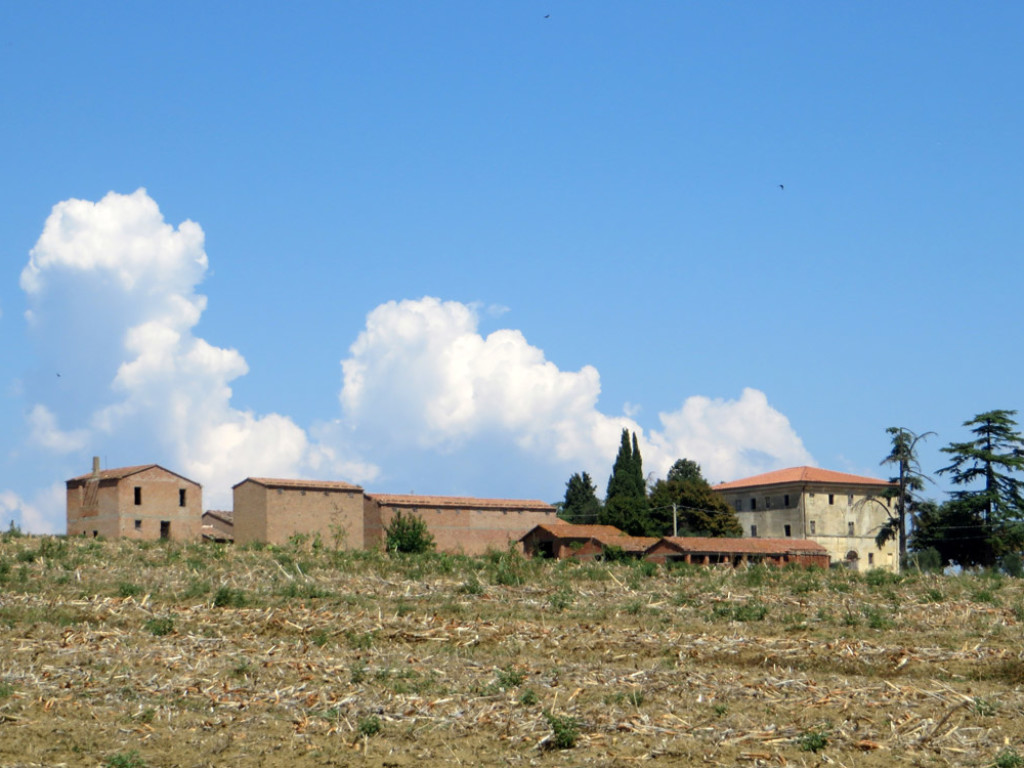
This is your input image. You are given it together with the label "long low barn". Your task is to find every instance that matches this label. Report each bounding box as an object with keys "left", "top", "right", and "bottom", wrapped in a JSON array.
[
  {"left": 519, "top": 523, "right": 657, "bottom": 560},
  {"left": 645, "top": 536, "right": 830, "bottom": 568}
]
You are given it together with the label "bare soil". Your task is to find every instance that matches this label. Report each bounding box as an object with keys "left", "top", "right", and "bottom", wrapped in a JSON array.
[{"left": 1, "top": 535, "right": 1022, "bottom": 767}]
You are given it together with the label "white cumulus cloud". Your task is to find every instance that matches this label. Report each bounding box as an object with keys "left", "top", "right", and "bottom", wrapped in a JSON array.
[
  {"left": 20, "top": 189, "right": 372, "bottom": 513},
  {"left": 339, "top": 297, "right": 812, "bottom": 490}
]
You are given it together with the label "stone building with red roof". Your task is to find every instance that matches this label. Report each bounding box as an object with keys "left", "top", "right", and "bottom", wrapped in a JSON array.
[
  {"left": 232, "top": 477, "right": 367, "bottom": 547},
  {"left": 366, "top": 494, "right": 558, "bottom": 555},
  {"left": 230, "top": 480, "right": 559, "bottom": 553},
  {"left": 712, "top": 466, "right": 898, "bottom": 572},
  {"left": 66, "top": 457, "right": 202, "bottom": 541},
  {"left": 519, "top": 523, "right": 657, "bottom": 560},
  {"left": 644, "top": 536, "right": 830, "bottom": 569}
]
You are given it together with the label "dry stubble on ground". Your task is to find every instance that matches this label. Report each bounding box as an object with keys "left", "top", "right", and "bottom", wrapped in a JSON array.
[{"left": 1, "top": 534, "right": 1023, "bottom": 767}]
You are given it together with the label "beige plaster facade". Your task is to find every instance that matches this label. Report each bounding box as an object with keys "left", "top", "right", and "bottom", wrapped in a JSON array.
[
  {"left": 713, "top": 466, "right": 899, "bottom": 572},
  {"left": 232, "top": 478, "right": 367, "bottom": 547},
  {"left": 66, "top": 458, "right": 201, "bottom": 541}
]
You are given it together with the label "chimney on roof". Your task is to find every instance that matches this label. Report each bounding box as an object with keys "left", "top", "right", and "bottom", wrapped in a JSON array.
[{"left": 92, "top": 456, "right": 100, "bottom": 477}]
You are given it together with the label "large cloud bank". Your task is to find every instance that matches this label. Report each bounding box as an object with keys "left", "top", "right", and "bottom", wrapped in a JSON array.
[
  {"left": 10, "top": 189, "right": 812, "bottom": 531},
  {"left": 18, "top": 189, "right": 373, "bottom": 513}
]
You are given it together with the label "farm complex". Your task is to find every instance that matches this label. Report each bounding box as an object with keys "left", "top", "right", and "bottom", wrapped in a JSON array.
[{"left": 65, "top": 458, "right": 897, "bottom": 571}]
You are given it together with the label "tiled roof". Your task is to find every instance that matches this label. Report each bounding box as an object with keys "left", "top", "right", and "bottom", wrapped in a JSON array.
[
  {"left": 67, "top": 464, "right": 199, "bottom": 486},
  {"left": 68, "top": 464, "right": 158, "bottom": 482},
  {"left": 369, "top": 494, "right": 555, "bottom": 511},
  {"left": 526, "top": 523, "right": 628, "bottom": 539},
  {"left": 202, "top": 509, "right": 233, "bottom": 524},
  {"left": 656, "top": 536, "right": 828, "bottom": 555},
  {"left": 713, "top": 466, "right": 892, "bottom": 491},
  {"left": 519, "top": 524, "right": 654, "bottom": 551},
  {"left": 236, "top": 477, "right": 364, "bottom": 491},
  {"left": 602, "top": 534, "right": 660, "bottom": 552}
]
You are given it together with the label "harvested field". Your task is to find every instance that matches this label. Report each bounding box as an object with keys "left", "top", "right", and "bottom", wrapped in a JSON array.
[{"left": 1, "top": 534, "right": 1023, "bottom": 767}]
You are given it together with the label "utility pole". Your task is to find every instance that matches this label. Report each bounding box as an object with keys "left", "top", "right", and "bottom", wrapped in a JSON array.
[{"left": 672, "top": 504, "right": 678, "bottom": 537}]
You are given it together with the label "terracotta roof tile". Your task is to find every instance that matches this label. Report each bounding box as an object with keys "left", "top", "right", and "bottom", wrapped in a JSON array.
[
  {"left": 68, "top": 464, "right": 159, "bottom": 482},
  {"left": 369, "top": 494, "right": 555, "bottom": 511},
  {"left": 67, "top": 464, "right": 199, "bottom": 487},
  {"left": 524, "top": 523, "right": 628, "bottom": 539},
  {"left": 202, "top": 510, "right": 233, "bottom": 524},
  {"left": 713, "top": 466, "right": 892, "bottom": 491},
  {"left": 656, "top": 536, "right": 828, "bottom": 555},
  {"left": 237, "top": 477, "right": 364, "bottom": 492}
]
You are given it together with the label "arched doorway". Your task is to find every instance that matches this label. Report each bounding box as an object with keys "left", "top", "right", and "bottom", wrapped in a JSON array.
[{"left": 845, "top": 550, "right": 860, "bottom": 571}]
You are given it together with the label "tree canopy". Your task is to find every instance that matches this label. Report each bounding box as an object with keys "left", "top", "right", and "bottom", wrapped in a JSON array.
[
  {"left": 559, "top": 471, "right": 601, "bottom": 524},
  {"left": 876, "top": 427, "right": 934, "bottom": 559},
  {"left": 648, "top": 459, "right": 741, "bottom": 538},
  {"left": 936, "top": 409, "right": 1024, "bottom": 566}
]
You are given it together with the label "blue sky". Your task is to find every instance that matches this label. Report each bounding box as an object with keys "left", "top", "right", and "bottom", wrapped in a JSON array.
[{"left": 2, "top": 2, "right": 1022, "bottom": 531}]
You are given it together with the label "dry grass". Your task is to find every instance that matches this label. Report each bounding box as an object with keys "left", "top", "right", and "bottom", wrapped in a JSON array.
[{"left": 1, "top": 533, "right": 1023, "bottom": 766}]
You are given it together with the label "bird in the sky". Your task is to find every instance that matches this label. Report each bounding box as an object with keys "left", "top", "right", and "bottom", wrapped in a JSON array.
[
  {"left": 544, "top": 14, "right": 550, "bottom": 18},
  {"left": 778, "top": 184, "right": 785, "bottom": 191}
]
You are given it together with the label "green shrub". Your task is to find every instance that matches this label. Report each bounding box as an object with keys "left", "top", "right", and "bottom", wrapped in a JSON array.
[
  {"left": 212, "top": 586, "right": 247, "bottom": 608},
  {"left": 489, "top": 545, "right": 528, "bottom": 586},
  {"left": 118, "top": 582, "right": 143, "bottom": 598},
  {"left": 994, "top": 748, "right": 1024, "bottom": 768},
  {"left": 543, "top": 712, "right": 579, "bottom": 749},
  {"left": 518, "top": 688, "right": 538, "bottom": 706},
  {"left": 105, "top": 751, "right": 147, "bottom": 768},
  {"left": 357, "top": 714, "right": 382, "bottom": 737},
  {"left": 496, "top": 666, "right": 525, "bottom": 689},
  {"left": 798, "top": 728, "right": 828, "bottom": 753},
  {"left": 144, "top": 617, "right": 174, "bottom": 636},
  {"left": 385, "top": 511, "right": 435, "bottom": 554}
]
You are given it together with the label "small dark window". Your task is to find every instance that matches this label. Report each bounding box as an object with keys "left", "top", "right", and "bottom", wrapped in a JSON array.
[
  {"left": 160, "top": 521, "right": 170, "bottom": 540},
  {"left": 848, "top": 522, "right": 855, "bottom": 535},
  {"left": 92, "top": 530, "right": 98, "bottom": 538},
  {"left": 764, "top": 496, "right": 772, "bottom": 509},
  {"left": 134, "top": 487, "right": 142, "bottom": 505},
  {"left": 809, "top": 520, "right": 816, "bottom": 534},
  {"left": 179, "top": 489, "right": 186, "bottom": 507},
  {"left": 751, "top": 524, "right": 758, "bottom": 537},
  {"left": 868, "top": 553, "right": 874, "bottom": 565},
  {"left": 784, "top": 524, "right": 792, "bottom": 537},
  {"left": 784, "top": 494, "right": 790, "bottom": 507},
  {"left": 750, "top": 498, "right": 757, "bottom": 510},
  {"left": 828, "top": 494, "right": 834, "bottom": 505},
  {"left": 134, "top": 519, "right": 142, "bottom": 531}
]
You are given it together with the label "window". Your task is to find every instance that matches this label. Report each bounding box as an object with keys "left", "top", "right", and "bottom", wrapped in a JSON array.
[
  {"left": 809, "top": 520, "right": 816, "bottom": 534},
  {"left": 828, "top": 494, "right": 834, "bottom": 505},
  {"left": 92, "top": 530, "right": 98, "bottom": 538},
  {"left": 134, "top": 487, "right": 142, "bottom": 505},
  {"left": 134, "top": 520, "right": 141, "bottom": 531},
  {"left": 750, "top": 524, "right": 758, "bottom": 537},
  {"left": 784, "top": 524, "right": 791, "bottom": 537},
  {"left": 847, "top": 494, "right": 854, "bottom": 505},
  {"left": 868, "top": 553, "right": 874, "bottom": 565},
  {"left": 848, "top": 522, "right": 855, "bottom": 536},
  {"left": 179, "top": 489, "right": 186, "bottom": 507},
  {"left": 750, "top": 498, "right": 757, "bottom": 510},
  {"left": 764, "top": 496, "right": 772, "bottom": 509},
  {"left": 733, "top": 499, "right": 742, "bottom": 511},
  {"left": 160, "top": 521, "right": 170, "bottom": 540},
  {"left": 784, "top": 494, "right": 790, "bottom": 507}
]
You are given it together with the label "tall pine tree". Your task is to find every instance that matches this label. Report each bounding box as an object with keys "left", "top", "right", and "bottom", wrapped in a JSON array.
[
  {"left": 560, "top": 471, "right": 602, "bottom": 524},
  {"left": 937, "top": 410, "right": 1024, "bottom": 566},
  {"left": 603, "top": 429, "right": 650, "bottom": 535}
]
